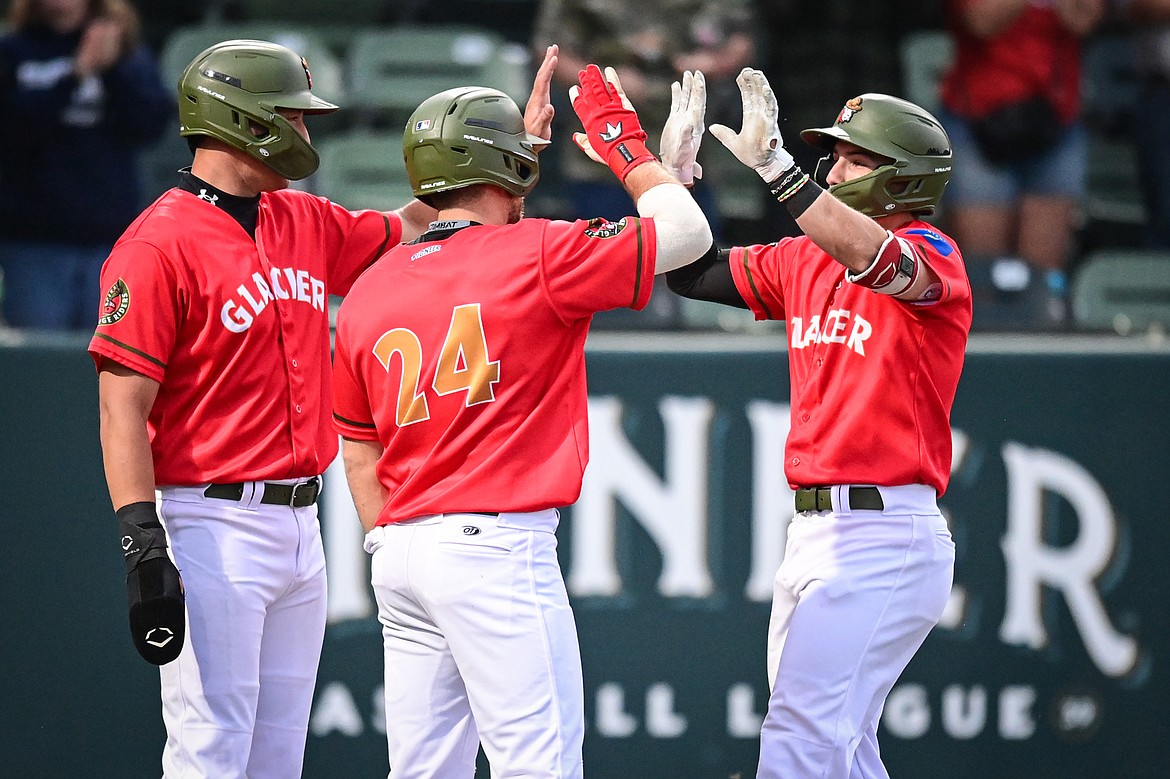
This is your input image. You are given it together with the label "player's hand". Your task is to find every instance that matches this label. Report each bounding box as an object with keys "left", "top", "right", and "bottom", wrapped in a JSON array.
[
  {"left": 660, "top": 70, "right": 706, "bottom": 186},
  {"left": 525, "top": 44, "right": 559, "bottom": 146},
  {"left": 709, "top": 68, "right": 794, "bottom": 183},
  {"left": 569, "top": 64, "right": 656, "bottom": 181},
  {"left": 119, "top": 502, "right": 185, "bottom": 665}
]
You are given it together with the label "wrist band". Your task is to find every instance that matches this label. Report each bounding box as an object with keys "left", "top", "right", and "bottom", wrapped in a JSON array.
[{"left": 766, "top": 165, "right": 823, "bottom": 219}]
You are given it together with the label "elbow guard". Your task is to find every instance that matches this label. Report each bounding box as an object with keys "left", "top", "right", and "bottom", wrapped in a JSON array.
[{"left": 845, "top": 231, "right": 921, "bottom": 299}]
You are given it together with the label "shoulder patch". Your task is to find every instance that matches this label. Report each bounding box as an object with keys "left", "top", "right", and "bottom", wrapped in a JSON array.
[
  {"left": 904, "top": 228, "right": 954, "bottom": 257},
  {"left": 99, "top": 279, "right": 130, "bottom": 325},
  {"left": 583, "top": 216, "right": 628, "bottom": 239}
]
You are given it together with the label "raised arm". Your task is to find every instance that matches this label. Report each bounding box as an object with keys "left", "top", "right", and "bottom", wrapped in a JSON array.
[{"left": 569, "top": 64, "right": 712, "bottom": 273}]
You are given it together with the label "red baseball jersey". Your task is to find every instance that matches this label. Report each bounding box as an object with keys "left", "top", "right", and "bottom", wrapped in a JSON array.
[
  {"left": 730, "top": 222, "right": 971, "bottom": 495},
  {"left": 88, "top": 188, "right": 402, "bottom": 485},
  {"left": 332, "top": 216, "right": 657, "bottom": 526}
]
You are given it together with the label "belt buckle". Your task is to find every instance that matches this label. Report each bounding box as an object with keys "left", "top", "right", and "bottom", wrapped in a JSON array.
[{"left": 291, "top": 477, "right": 321, "bottom": 507}]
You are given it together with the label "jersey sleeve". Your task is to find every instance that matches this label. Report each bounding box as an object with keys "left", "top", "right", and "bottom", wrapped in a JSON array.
[
  {"left": 538, "top": 216, "right": 658, "bottom": 322},
  {"left": 319, "top": 201, "right": 405, "bottom": 296},
  {"left": 897, "top": 226, "right": 971, "bottom": 306},
  {"left": 331, "top": 318, "right": 379, "bottom": 442},
  {"left": 87, "top": 240, "right": 183, "bottom": 381},
  {"left": 728, "top": 241, "right": 789, "bottom": 321}
]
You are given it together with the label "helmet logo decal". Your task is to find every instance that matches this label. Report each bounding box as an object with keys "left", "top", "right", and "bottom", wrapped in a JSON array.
[
  {"left": 463, "top": 133, "right": 495, "bottom": 145},
  {"left": 99, "top": 279, "right": 130, "bottom": 325},
  {"left": 202, "top": 68, "right": 241, "bottom": 89},
  {"left": 415, "top": 119, "right": 432, "bottom": 131},
  {"left": 583, "top": 217, "right": 628, "bottom": 239},
  {"left": 300, "top": 57, "right": 313, "bottom": 88},
  {"left": 837, "top": 97, "right": 864, "bottom": 124}
]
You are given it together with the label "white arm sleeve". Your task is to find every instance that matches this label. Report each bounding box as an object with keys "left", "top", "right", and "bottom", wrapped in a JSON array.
[{"left": 636, "top": 183, "right": 714, "bottom": 274}]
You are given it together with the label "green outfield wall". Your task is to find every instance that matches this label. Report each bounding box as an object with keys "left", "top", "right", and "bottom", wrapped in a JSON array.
[{"left": 2, "top": 332, "right": 1167, "bottom": 778}]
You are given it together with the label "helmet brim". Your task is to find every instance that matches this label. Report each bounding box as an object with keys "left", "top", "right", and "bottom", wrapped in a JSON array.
[
  {"left": 260, "top": 93, "right": 339, "bottom": 115},
  {"left": 800, "top": 126, "right": 849, "bottom": 154}
]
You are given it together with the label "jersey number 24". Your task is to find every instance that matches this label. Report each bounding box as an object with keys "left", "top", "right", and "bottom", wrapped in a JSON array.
[{"left": 372, "top": 303, "right": 500, "bottom": 427}]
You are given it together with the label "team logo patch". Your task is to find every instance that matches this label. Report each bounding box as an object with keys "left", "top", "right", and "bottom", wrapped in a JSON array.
[
  {"left": 837, "top": 96, "right": 864, "bottom": 124},
  {"left": 99, "top": 279, "right": 130, "bottom": 325},
  {"left": 583, "top": 216, "right": 628, "bottom": 239}
]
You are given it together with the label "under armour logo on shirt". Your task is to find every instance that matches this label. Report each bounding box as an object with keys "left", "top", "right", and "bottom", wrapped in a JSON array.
[
  {"left": 197, "top": 189, "right": 219, "bottom": 205},
  {"left": 600, "top": 122, "right": 622, "bottom": 142}
]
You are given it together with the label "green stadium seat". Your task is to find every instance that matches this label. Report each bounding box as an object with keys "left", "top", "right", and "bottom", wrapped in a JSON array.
[
  {"left": 346, "top": 26, "right": 530, "bottom": 127},
  {"left": 313, "top": 130, "right": 415, "bottom": 211},
  {"left": 899, "top": 30, "right": 953, "bottom": 116},
  {"left": 1071, "top": 250, "right": 1170, "bottom": 334}
]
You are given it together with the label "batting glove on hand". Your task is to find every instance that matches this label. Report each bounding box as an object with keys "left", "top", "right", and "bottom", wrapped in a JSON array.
[
  {"left": 119, "top": 502, "right": 185, "bottom": 666},
  {"left": 660, "top": 70, "right": 706, "bottom": 186},
  {"left": 709, "top": 68, "right": 794, "bottom": 183},
  {"left": 570, "top": 64, "right": 656, "bottom": 181}
]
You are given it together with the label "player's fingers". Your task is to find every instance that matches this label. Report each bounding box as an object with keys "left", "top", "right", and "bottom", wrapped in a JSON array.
[
  {"left": 573, "top": 131, "right": 605, "bottom": 164},
  {"left": 670, "top": 79, "right": 682, "bottom": 116},
  {"left": 568, "top": 84, "right": 580, "bottom": 106},
  {"left": 708, "top": 123, "right": 738, "bottom": 150},
  {"left": 603, "top": 66, "right": 633, "bottom": 110}
]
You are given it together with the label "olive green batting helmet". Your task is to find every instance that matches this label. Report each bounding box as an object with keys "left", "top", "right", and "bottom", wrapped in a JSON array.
[
  {"left": 178, "top": 39, "right": 338, "bottom": 181},
  {"left": 404, "top": 87, "right": 546, "bottom": 201},
  {"left": 800, "top": 93, "right": 952, "bottom": 217}
]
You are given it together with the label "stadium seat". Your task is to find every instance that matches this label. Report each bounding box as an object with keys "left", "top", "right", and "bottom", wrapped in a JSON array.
[
  {"left": 346, "top": 26, "right": 530, "bottom": 127},
  {"left": 1071, "top": 250, "right": 1170, "bottom": 334},
  {"left": 899, "top": 30, "right": 953, "bottom": 116},
  {"left": 313, "top": 130, "right": 415, "bottom": 211}
]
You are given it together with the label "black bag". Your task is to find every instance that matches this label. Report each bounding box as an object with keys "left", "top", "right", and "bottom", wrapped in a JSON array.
[{"left": 969, "top": 95, "right": 1065, "bottom": 166}]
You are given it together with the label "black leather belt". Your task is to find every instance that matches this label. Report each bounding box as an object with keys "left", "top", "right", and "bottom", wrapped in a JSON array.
[
  {"left": 204, "top": 477, "right": 321, "bottom": 508},
  {"left": 794, "top": 486, "right": 884, "bottom": 513}
]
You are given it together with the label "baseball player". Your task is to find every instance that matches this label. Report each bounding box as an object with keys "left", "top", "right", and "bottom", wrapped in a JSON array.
[
  {"left": 661, "top": 70, "right": 971, "bottom": 778},
  {"left": 86, "top": 39, "right": 451, "bottom": 778},
  {"left": 330, "top": 51, "right": 711, "bottom": 778}
]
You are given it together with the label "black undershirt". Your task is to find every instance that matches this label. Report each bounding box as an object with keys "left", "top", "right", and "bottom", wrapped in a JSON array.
[
  {"left": 664, "top": 243, "right": 749, "bottom": 309},
  {"left": 177, "top": 169, "right": 262, "bottom": 238}
]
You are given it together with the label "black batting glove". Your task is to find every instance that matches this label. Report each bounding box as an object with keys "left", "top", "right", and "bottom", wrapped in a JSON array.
[{"left": 118, "top": 502, "right": 185, "bottom": 665}]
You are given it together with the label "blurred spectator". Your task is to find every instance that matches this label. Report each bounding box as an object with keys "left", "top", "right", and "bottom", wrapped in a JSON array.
[
  {"left": 0, "top": 0, "right": 172, "bottom": 331},
  {"left": 1122, "top": 0, "right": 1170, "bottom": 248},
  {"left": 532, "top": 0, "right": 756, "bottom": 328},
  {"left": 532, "top": 0, "right": 755, "bottom": 228},
  {"left": 937, "top": 0, "right": 1105, "bottom": 328}
]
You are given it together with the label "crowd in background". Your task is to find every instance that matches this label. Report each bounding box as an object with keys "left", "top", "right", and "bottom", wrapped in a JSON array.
[{"left": 1, "top": 0, "right": 1165, "bottom": 334}]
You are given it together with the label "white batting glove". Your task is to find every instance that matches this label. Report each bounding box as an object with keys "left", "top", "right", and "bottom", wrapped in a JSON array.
[
  {"left": 659, "top": 70, "right": 706, "bottom": 186},
  {"left": 709, "top": 68, "right": 794, "bottom": 183}
]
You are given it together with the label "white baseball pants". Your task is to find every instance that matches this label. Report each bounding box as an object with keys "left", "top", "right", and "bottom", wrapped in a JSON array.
[
  {"left": 757, "top": 484, "right": 955, "bottom": 779},
  {"left": 364, "top": 509, "right": 585, "bottom": 779},
  {"left": 156, "top": 482, "right": 328, "bottom": 779}
]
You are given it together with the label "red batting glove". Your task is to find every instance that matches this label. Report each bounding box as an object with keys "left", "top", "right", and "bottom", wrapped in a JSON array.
[{"left": 570, "top": 64, "right": 656, "bottom": 181}]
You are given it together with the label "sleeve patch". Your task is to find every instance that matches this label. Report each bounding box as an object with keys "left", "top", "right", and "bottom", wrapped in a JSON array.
[
  {"left": 905, "top": 228, "right": 954, "bottom": 256},
  {"left": 99, "top": 279, "right": 131, "bottom": 325},
  {"left": 583, "top": 217, "right": 628, "bottom": 239}
]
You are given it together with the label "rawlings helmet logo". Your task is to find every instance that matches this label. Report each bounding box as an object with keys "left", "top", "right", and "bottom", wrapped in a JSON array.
[
  {"left": 583, "top": 217, "right": 628, "bottom": 239},
  {"left": 837, "top": 97, "right": 864, "bottom": 124},
  {"left": 99, "top": 279, "right": 130, "bottom": 325}
]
